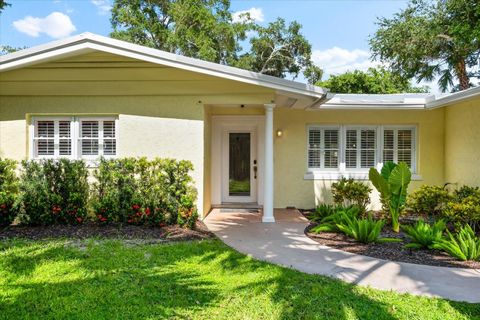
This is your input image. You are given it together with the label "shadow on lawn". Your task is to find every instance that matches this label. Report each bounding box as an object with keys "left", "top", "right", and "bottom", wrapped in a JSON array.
[{"left": 0, "top": 239, "right": 478, "bottom": 320}]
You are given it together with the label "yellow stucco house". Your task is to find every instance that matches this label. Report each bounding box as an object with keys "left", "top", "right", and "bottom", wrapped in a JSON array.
[{"left": 1, "top": 33, "right": 479, "bottom": 222}]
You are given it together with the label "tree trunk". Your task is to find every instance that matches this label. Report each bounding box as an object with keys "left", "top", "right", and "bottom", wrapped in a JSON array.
[{"left": 455, "top": 59, "right": 470, "bottom": 91}]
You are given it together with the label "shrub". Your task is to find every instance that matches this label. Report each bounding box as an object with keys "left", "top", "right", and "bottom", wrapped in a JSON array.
[
  {"left": 17, "top": 159, "right": 89, "bottom": 225},
  {"left": 310, "top": 205, "right": 361, "bottom": 233},
  {"left": 0, "top": 159, "right": 19, "bottom": 227},
  {"left": 432, "top": 225, "right": 480, "bottom": 261},
  {"left": 402, "top": 219, "right": 446, "bottom": 249},
  {"left": 91, "top": 157, "right": 197, "bottom": 228},
  {"left": 335, "top": 213, "right": 396, "bottom": 244},
  {"left": 369, "top": 161, "right": 412, "bottom": 232},
  {"left": 331, "top": 178, "right": 371, "bottom": 211},
  {"left": 443, "top": 195, "right": 480, "bottom": 232},
  {"left": 407, "top": 185, "right": 450, "bottom": 215},
  {"left": 453, "top": 185, "right": 480, "bottom": 201},
  {"left": 308, "top": 204, "right": 337, "bottom": 223}
]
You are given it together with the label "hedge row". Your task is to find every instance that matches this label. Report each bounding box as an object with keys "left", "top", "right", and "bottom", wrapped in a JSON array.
[{"left": 0, "top": 158, "right": 198, "bottom": 228}]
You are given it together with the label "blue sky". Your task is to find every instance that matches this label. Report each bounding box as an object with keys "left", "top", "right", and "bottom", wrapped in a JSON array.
[{"left": 2, "top": 0, "right": 433, "bottom": 88}]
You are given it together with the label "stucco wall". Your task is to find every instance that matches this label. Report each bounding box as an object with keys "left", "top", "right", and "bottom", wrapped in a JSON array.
[
  {"left": 444, "top": 97, "right": 480, "bottom": 187},
  {"left": 273, "top": 108, "right": 446, "bottom": 210},
  {"left": 0, "top": 96, "right": 206, "bottom": 214}
]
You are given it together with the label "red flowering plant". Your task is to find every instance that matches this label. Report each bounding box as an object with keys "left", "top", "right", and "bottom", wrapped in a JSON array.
[
  {"left": 17, "top": 159, "right": 89, "bottom": 225},
  {"left": 0, "top": 158, "right": 19, "bottom": 227}
]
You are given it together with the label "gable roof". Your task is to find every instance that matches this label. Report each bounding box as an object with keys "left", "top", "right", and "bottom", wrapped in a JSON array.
[{"left": 0, "top": 32, "right": 326, "bottom": 101}]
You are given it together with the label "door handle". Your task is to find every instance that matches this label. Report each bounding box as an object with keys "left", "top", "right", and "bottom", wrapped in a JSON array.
[{"left": 253, "top": 165, "right": 258, "bottom": 179}]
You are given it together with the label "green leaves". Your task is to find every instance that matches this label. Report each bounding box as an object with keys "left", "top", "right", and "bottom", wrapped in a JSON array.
[
  {"left": 369, "top": 161, "right": 412, "bottom": 232},
  {"left": 432, "top": 225, "right": 480, "bottom": 261},
  {"left": 403, "top": 219, "right": 446, "bottom": 249},
  {"left": 335, "top": 213, "right": 390, "bottom": 244},
  {"left": 110, "top": 1, "right": 322, "bottom": 83},
  {"left": 370, "top": 0, "right": 480, "bottom": 92},
  {"left": 316, "top": 67, "right": 428, "bottom": 94}
]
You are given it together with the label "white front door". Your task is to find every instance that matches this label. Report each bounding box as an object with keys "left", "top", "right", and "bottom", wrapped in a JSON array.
[{"left": 221, "top": 127, "right": 258, "bottom": 203}]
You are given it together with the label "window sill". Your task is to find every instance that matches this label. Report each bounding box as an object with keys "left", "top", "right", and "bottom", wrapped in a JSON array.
[{"left": 304, "top": 172, "right": 423, "bottom": 181}]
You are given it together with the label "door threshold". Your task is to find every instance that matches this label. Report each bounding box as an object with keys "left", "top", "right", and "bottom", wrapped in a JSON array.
[{"left": 212, "top": 203, "right": 262, "bottom": 209}]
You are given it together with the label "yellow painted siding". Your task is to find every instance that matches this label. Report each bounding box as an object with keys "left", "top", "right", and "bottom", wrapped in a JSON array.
[
  {"left": 444, "top": 97, "right": 480, "bottom": 187},
  {"left": 273, "top": 108, "right": 445, "bottom": 209}
]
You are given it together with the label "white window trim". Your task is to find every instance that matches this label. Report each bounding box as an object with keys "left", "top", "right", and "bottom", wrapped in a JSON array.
[
  {"left": 29, "top": 116, "right": 118, "bottom": 162},
  {"left": 305, "top": 124, "right": 420, "bottom": 180},
  {"left": 306, "top": 125, "right": 340, "bottom": 170}
]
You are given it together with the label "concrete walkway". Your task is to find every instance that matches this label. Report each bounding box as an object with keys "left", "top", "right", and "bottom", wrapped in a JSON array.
[{"left": 204, "top": 208, "right": 480, "bottom": 303}]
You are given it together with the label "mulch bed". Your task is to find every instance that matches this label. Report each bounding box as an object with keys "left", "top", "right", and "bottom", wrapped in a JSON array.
[
  {"left": 0, "top": 221, "right": 214, "bottom": 242},
  {"left": 302, "top": 210, "right": 480, "bottom": 270}
]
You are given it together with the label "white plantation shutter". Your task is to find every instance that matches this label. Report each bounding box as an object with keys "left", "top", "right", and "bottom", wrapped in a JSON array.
[
  {"left": 307, "top": 125, "right": 416, "bottom": 174},
  {"left": 323, "top": 129, "right": 339, "bottom": 168},
  {"left": 103, "top": 120, "right": 116, "bottom": 156},
  {"left": 79, "top": 119, "right": 117, "bottom": 158},
  {"left": 59, "top": 121, "right": 72, "bottom": 156},
  {"left": 308, "top": 127, "right": 339, "bottom": 170},
  {"left": 382, "top": 127, "right": 415, "bottom": 170},
  {"left": 383, "top": 129, "right": 395, "bottom": 163},
  {"left": 308, "top": 129, "right": 321, "bottom": 168},
  {"left": 360, "top": 129, "right": 376, "bottom": 168},
  {"left": 344, "top": 127, "right": 376, "bottom": 170},
  {"left": 80, "top": 121, "right": 100, "bottom": 156},
  {"left": 34, "top": 119, "right": 73, "bottom": 158},
  {"left": 31, "top": 117, "right": 116, "bottom": 160},
  {"left": 35, "top": 121, "right": 55, "bottom": 156},
  {"left": 345, "top": 129, "right": 357, "bottom": 168}
]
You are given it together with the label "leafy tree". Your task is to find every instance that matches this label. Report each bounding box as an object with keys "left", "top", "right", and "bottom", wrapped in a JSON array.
[
  {"left": 111, "top": 0, "right": 249, "bottom": 64},
  {"left": 370, "top": 0, "right": 480, "bottom": 92},
  {"left": 1, "top": 45, "right": 26, "bottom": 55},
  {"left": 235, "top": 18, "right": 323, "bottom": 83},
  {"left": 316, "top": 67, "right": 429, "bottom": 93},
  {"left": 0, "top": 0, "right": 10, "bottom": 13},
  {"left": 110, "top": 1, "right": 322, "bottom": 83}
]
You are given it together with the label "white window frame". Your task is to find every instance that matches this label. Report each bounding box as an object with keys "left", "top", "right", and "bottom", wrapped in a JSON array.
[
  {"left": 77, "top": 117, "right": 118, "bottom": 161},
  {"left": 306, "top": 124, "right": 418, "bottom": 179},
  {"left": 30, "top": 116, "right": 118, "bottom": 161},
  {"left": 380, "top": 125, "right": 417, "bottom": 174},
  {"left": 307, "top": 125, "right": 341, "bottom": 170}
]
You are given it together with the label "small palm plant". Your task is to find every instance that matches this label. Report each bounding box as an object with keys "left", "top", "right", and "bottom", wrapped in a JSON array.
[
  {"left": 336, "top": 213, "right": 400, "bottom": 244},
  {"left": 369, "top": 161, "right": 412, "bottom": 232},
  {"left": 402, "top": 219, "right": 446, "bottom": 249},
  {"left": 432, "top": 225, "right": 480, "bottom": 261},
  {"left": 310, "top": 205, "right": 360, "bottom": 233}
]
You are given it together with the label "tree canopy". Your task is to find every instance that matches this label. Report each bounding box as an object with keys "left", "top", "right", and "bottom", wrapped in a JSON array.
[
  {"left": 370, "top": 0, "right": 480, "bottom": 92},
  {"left": 0, "top": 0, "right": 9, "bottom": 12},
  {"left": 110, "top": 0, "right": 322, "bottom": 83},
  {"left": 316, "top": 67, "right": 429, "bottom": 94}
]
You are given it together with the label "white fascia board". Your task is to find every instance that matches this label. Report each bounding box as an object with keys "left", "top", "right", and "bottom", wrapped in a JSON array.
[
  {"left": 0, "top": 32, "right": 326, "bottom": 99},
  {"left": 426, "top": 86, "right": 480, "bottom": 109},
  {"left": 315, "top": 103, "right": 427, "bottom": 110},
  {"left": 313, "top": 92, "right": 435, "bottom": 110}
]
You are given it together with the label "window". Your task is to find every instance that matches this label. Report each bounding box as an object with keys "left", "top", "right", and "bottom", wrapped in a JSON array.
[
  {"left": 31, "top": 117, "right": 117, "bottom": 160},
  {"left": 308, "top": 127, "right": 339, "bottom": 169},
  {"left": 307, "top": 125, "right": 416, "bottom": 173},
  {"left": 344, "top": 127, "right": 377, "bottom": 170},
  {"left": 33, "top": 119, "right": 73, "bottom": 158},
  {"left": 383, "top": 127, "right": 415, "bottom": 168}
]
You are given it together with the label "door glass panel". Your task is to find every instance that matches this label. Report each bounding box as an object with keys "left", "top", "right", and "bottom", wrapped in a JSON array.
[{"left": 229, "top": 132, "right": 251, "bottom": 196}]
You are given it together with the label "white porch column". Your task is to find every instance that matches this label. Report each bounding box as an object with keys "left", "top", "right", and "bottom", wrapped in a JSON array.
[{"left": 262, "top": 103, "right": 275, "bottom": 223}]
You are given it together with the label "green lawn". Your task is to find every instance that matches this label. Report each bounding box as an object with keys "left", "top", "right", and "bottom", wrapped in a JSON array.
[{"left": 0, "top": 239, "right": 478, "bottom": 320}]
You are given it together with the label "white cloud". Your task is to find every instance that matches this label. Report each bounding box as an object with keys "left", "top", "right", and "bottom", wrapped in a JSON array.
[
  {"left": 311, "top": 47, "right": 381, "bottom": 77},
  {"left": 232, "top": 7, "right": 264, "bottom": 23},
  {"left": 91, "top": 0, "right": 112, "bottom": 15},
  {"left": 13, "top": 12, "right": 76, "bottom": 39}
]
